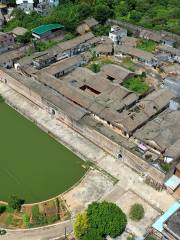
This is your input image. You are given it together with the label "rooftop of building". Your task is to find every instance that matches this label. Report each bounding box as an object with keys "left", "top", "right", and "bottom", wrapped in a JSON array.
[
  {"left": 134, "top": 108, "right": 180, "bottom": 154},
  {"left": 115, "top": 45, "right": 156, "bottom": 61},
  {"left": 32, "top": 23, "right": 64, "bottom": 36},
  {"left": 159, "top": 45, "right": 180, "bottom": 56},
  {"left": 139, "top": 29, "right": 162, "bottom": 42},
  {"left": 84, "top": 17, "right": 98, "bottom": 28},
  {"left": 57, "top": 32, "right": 94, "bottom": 51},
  {"left": 11, "top": 26, "right": 28, "bottom": 36},
  {"left": 164, "top": 208, "right": 180, "bottom": 238}
]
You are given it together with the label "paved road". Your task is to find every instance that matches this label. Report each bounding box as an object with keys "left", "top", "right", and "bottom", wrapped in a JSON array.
[{"left": 0, "top": 220, "right": 73, "bottom": 240}]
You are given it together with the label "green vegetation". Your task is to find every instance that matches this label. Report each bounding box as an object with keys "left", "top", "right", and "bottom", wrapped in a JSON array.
[
  {"left": 31, "top": 205, "right": 47, "bottom": 226},
  {"left": 121, "top": 57, "right": 135, "bottom": 72},
  {"left": 34, "top": 39, "right": 58, "bottom": 52},
  {"left": 146, "top": 236, "right": 157, "bottom": 240},
  {"left": 89, "top": 63, "right": 101, "bottom": 73},
  {"left": 16, "top": 31, "right": 32, "bottom": 44},
  {"left": 129, "top": 203, "right": 145, "bottom": 221},
  {"left": 74, "top": 201, "right": 127, "bottom": 240},
  {"left": 4, "top": 0, "right": 180, "bottom": 37},
  {"left": 0, "top": 102, "right": 86, "bottom": 203},
  {"left": 88, "top": 56, "right": 114, "bottom": 73},
  {"left": 92, "top": 24, "right": 110, "bottom": 36},
  {"left": 123, "top": 75, "right": 149, "bottom": 94},
  {"left": 127, "top": 236, "right": 135, "bottom": 240},
  {"left": 160, "top": 162, "right": 171, "bottom": 172},
  {"left": 22, "top": 213, "right": 30, "bottom": 226},
  {"left": 5, "top": 215, "right": 13, "bottom": 225},
  {"left": 0, "top": 205, "right": 6, "bottom": 214},
  {"left": 115, "top": 0, "right": 180, "bottom": 35},
  {"left": 8, "top": 195, "right": 25, "bottom": 212},
  {"left": 137, "top": 40, "right": 158, "bottom": 52}
]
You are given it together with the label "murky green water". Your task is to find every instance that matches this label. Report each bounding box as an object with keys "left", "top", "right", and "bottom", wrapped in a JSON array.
[{"left": 0, "top": 102, "right": 86, "bottom": 203}]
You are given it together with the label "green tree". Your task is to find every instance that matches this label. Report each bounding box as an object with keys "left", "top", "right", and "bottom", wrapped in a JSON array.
[
  {"left": 74, "top": 212, "right": 89, "bottom": 239},
  {"left": 74, "top": 202, "right": 127, "bottom": 239},
  {"left": 16, "top": 31, "right": 32, "bottom": 44},
  {"left": 129, "top": 203, "right": 145, "bottom": 221},
  {"left": 8, "top": 195, "right": 25, "bottom": 212},
  {"left": 93, "top": 4, "right": 113, "bottom": 23},
  {"left": 0, "top": 205, "right": 6, "bottom": 214},
  {"left": 87, "top": 202, "right": 127, "bottom": 238}
]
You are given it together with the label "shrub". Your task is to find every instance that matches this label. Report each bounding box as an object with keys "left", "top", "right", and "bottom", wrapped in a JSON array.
[
  {"left": 31, "top": 205, "right": 47, "bottom": 226},
  {"left": 89, "top": 63, "right": 101, "bottom": 73},
  {"left": 0, "top": 205, "right": 6, "bottom": 214},
  {"left": 5, "top": 214, "right": 13, "bottom": 225},
  {"left": 146, "top": 236, "right": 157, "bottom": 240},
  {"left": 74, "top": 212, "right": 89, "bottom": 239},
  {"left": 8, "top": 195, "right": 25, "bottom": 212},
  {"left": 129, "top": 203, "right": 145, "bottom": 221},
  {"left": 47, "top": 214, "right": 59, "bottom": 224},
  {"left": 22, "top": 213, "right": 30, "bottom": 226}
]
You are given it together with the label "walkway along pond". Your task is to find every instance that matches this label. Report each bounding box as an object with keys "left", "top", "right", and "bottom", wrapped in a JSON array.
[{"left": 0, "top": 101, "right": 87, "bottom": 203}]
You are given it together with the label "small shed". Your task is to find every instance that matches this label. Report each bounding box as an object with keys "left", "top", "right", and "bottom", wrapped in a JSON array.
[
  {"left": 32, "top": 23, "right": 64, "bottom": 39},
  {"left": 11, "top": 27, "right": 28, "bottom": 37}
]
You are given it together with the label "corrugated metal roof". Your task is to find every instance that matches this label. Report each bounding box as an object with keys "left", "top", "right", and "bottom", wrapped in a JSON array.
[
  {"left": 165, "top": 175, "right": 180, "bottom": 190},
  {"left": 152, "top": 202, "right": 180, "bottom": 233},
  {"left": 32, "top": 24, "right": 64, "bottom": 36}
]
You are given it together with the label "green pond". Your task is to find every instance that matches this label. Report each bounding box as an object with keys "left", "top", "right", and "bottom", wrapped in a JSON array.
[{"left": 0, "top": 101, "right": 87, "bottom": 203}]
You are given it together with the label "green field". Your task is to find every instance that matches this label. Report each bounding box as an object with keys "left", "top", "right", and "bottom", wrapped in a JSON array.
[{"left": 0, "top": 102, "right": 86, "bottom": 203}]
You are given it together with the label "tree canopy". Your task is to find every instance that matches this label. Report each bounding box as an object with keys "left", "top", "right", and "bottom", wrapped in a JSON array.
[
  {"left": 4, "top": 0, "right": 179, "bottom": 35},
  {"left": 74, "top": 201, "right": 127, "bottom": 240}
]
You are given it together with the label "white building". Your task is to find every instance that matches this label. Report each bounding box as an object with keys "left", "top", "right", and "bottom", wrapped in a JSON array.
[
  {"left": 16, "top": 0, "right": 34, "bottom": 14},
  {"left": 38, "top": 0, "right": 59, "bottom": 7},
  {"left": 109, "top": 25, "right": 127, "bottom": 44}
]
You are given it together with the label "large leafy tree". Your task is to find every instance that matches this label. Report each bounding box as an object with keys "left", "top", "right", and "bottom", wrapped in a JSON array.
[{"left": 74, "top": 201, "right": 127, "bottom": 240}]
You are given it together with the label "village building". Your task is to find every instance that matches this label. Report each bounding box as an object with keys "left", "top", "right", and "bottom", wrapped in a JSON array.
[
  {"left": 76, "top": 17, "right": 98, "bottom": 35},
  {"left": 94, "top": 43, "right": 113, "bottom": 56},
  {"left": 114, "top": 45, "right": 159, "bottom": 67},
  {"left": 35, "top": 0, "right": 59, "bottom": 16},
  {"left": 11, "top": 27, "right": 28, "bottom": 37},
  {"left": 0, "top": 62, "right": 174, "bottom": 187},
  {"left": 16, "top": 0, "right": 34, "bottom": 14},
  {"left": 0, "top": 32, "right": 14, "bottom": 53},
  {"left": 152, "top": 202, "right": 180, "bottom": 240},
  {"left": 161, "top": 64, "right": 180, "bottom": 76},
  {"left": 100, "top": 64, "right": 134, "bottom": 84},
  {"left": 164, "top": 75, "right": 180, "bottom": 97},
  {"left": 139, "top": 29, "right": 162, "bottom": 42},
  {"left": 0, "top": 48, "right": 26, "bottom": 68},
  {"left": 32, "top": 23, "right": 64, "bottom": 39},
  {"left": 134, "top": 107, "right": 180, "bottom": 161},
  {"left": 56, "top": 32, "right": 97, "bottom": 57},
  {"left": 161, "top": 36, "right": 176, "bottom": 48},
  {"left": 158, "top": 45, "right": 180, "bottom": 63},
  {"left": 120, "top": 36, "right": 139, "bottom": 47},
  {"left": 109, "top": 25, "right": 127, "bottom": 44}
]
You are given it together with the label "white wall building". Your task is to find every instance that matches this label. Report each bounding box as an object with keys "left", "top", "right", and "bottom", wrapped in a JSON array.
[
  {"left": 16, "top": 0, "right": 34, "bottom": 14},
  {"left": 109, "top": 25, "right": 127, "bottom": 44}
]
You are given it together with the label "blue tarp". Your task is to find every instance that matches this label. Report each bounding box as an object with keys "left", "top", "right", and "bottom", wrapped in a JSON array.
[{"left": 152, "top": 202, "right": 180, "bottom": 233}]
